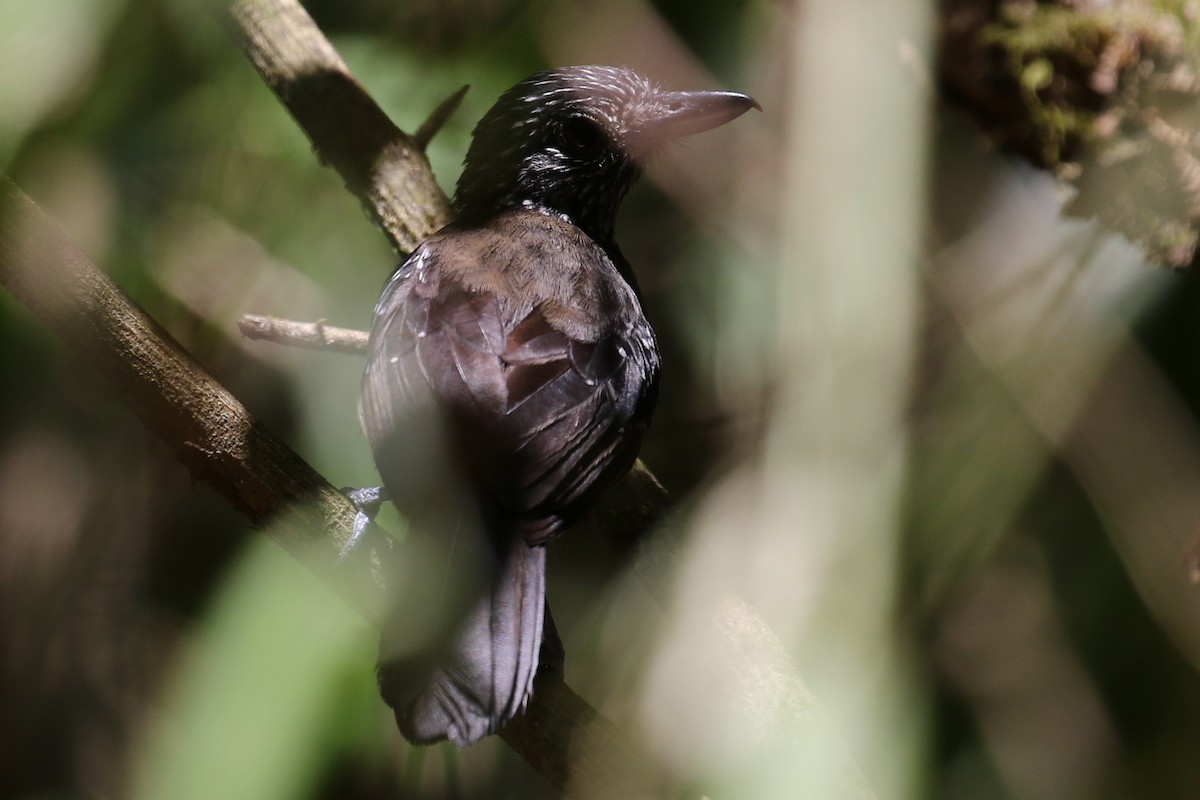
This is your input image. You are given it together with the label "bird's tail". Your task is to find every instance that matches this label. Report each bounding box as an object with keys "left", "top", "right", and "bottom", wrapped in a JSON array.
[{"left": 378, "top": 536, "right": 546, "bottom": 747}]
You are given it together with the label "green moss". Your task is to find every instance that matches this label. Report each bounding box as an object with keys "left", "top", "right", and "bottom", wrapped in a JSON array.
[{"left": 980, "top": 3, "right": 1190, "bottom": 164}]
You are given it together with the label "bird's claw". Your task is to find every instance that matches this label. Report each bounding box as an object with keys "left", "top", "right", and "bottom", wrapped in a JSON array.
[{"left": 340, "top": 485, "right": 388, "bottom": 559}]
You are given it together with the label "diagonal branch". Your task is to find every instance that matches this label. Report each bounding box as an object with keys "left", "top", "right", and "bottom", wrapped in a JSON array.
[
  {"left": 223, "top": 0, "right": 450, "bottom": 255},
  {"left": 0, "top": 178, "right": 394, "bottom": 622}
]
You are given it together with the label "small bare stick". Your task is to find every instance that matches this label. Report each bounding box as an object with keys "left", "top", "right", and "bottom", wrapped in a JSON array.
[
  {"left": 239, "top": 314, "right": 369, "bottom": 354},
  {"left": 414, "top": 84, "right": 470, "bottom": 150}
]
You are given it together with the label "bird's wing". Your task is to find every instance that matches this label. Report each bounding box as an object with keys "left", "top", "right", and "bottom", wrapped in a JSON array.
[
  {"left": 491, "top": 300, "right": 656, "bottom": 543},
  {"left": 361, "top": 245, "right": 658, "bottom": 546}
]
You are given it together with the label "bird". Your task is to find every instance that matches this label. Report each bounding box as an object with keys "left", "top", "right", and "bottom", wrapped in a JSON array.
[{"left": 358, "top": 64, "right": 758, "bottom": 747}]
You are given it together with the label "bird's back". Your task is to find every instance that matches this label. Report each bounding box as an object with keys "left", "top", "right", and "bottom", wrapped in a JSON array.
[{"left": 361, "top": 207, "right": 660, "bottom": 543}]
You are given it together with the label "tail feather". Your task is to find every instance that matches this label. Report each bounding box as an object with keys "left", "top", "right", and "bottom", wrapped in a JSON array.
[{"left": 379, "top": 539, "right": 546, "bottom": 746}]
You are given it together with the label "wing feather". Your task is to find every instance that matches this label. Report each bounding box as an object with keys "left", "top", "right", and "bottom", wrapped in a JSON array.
[{"left": 362, "top": 228, "right": 659, "bottom": 546}]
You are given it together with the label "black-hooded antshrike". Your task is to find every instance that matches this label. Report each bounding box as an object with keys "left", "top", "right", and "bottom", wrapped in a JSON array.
[{"left": 358, "top": 65, "right": 758, "bottom": 746}]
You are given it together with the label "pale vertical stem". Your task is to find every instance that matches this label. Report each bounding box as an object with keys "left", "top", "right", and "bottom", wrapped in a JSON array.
[
  {"left": 764, "top": 0, "right": 931, "bottom": 792},
  {"left": 634, "top": 3, "right": 933, "bottom": 796}
]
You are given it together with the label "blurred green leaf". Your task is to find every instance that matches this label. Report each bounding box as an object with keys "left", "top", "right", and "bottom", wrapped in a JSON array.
[
  {"left": 0, "top": 0, "right": 125, "bottom": 165},
  {"left": 131, "top": 536, "right": 377, "bottom": 800}
]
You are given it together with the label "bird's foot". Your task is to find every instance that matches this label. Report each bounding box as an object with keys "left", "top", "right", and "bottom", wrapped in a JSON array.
[{"left": 339, "top": 485, "right": 389, "bottom": 559}]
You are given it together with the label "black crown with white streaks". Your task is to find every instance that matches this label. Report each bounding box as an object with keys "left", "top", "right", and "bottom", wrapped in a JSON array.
[{"left": 453, "top": 65, "right": 759, "bottom": 243}]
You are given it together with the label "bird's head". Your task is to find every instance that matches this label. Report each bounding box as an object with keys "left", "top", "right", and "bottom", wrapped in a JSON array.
[{"left": 452, "top": 65, "right": 759, "bottom": 242}]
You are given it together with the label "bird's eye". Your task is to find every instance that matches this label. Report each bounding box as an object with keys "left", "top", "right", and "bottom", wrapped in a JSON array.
[{"left": 563, "top": 117, "right": 606, "bottom": 153}]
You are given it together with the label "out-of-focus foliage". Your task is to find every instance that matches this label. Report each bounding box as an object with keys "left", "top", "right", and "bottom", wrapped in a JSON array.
[
  {"left": 4, "top": 0, "right": 1200, "bottom": 799},
  {"left": 941, "top": 0, "right": 1200, "bottom": 267}
]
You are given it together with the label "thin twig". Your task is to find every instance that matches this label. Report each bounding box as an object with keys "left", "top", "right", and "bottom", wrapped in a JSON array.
[
  {"left": 239, "top": 314, "right": 369, "bottom": 354},
  {"left": 414, "top": 84, "right": 470, "bottom": 150}
]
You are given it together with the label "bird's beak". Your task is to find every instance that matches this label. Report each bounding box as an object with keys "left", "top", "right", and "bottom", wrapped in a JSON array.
[{"left": 629, "top": 90, "right": 760, "bottom": 155}]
